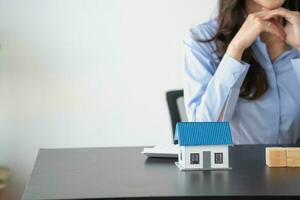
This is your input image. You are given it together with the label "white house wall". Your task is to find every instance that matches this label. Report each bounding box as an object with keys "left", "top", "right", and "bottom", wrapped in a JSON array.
[
  {"left": 184, "top": 145, "right": 229, "bottom": 169},
  {"left": 179, "top": 146, "right": 186, "bottom": 167}
]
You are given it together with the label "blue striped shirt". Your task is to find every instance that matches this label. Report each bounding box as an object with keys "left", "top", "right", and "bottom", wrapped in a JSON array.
[{"left": 183, "top": 19, "right": 300, "bottom": 144}]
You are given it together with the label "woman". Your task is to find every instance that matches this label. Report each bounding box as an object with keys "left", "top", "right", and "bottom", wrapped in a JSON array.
[{"left": 183, "top": 0, "right": 300, "bottom": 144}]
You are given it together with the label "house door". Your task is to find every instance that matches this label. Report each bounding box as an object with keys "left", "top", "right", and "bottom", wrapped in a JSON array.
[{"left": 203, "top": 151, "right": 211, "bottom": 169}]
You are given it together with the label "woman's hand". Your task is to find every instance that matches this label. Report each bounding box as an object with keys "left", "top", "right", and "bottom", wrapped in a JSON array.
[
  {"left": 263, "top": 7, "right": 300, "bottom": 52},
  {"left": 226, "top": 10, "right": 286, "bottom": 61}
]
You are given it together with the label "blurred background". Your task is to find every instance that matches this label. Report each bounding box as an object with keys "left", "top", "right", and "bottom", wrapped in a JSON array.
[{"left": 0, "top": 0, "right": 217, "bottom": 199}]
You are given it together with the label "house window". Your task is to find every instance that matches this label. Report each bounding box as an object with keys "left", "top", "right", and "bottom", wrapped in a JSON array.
[
  {"left": 190, "top": 153, "right": 199, "bottom": 164},
  {"left": 215, "top": 153, "right": 223, "bottom": 164}
]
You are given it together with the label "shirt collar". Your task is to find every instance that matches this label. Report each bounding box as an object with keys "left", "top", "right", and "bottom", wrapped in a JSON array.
[{"left": 253, "top": 35, "right": 297, "bottom": 65}]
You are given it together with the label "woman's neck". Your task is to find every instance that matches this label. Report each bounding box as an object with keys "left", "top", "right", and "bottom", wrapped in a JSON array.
[{"left": 245, "top": 0, "right": 264, "bottom": 14}]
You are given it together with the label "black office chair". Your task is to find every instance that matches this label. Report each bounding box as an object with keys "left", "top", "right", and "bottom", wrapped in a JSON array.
[{"left": 166, "top": 90, "right": 187, "bottom": 144}]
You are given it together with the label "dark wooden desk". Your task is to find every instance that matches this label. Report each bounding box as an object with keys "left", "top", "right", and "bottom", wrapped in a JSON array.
[{"left": 22, "top": 145, "right": 300, "bottom": 200}]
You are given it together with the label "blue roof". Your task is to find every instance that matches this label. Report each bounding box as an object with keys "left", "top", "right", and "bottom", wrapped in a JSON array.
[{"left": 176, "top": 122, "right": 233, "bottom": 146}]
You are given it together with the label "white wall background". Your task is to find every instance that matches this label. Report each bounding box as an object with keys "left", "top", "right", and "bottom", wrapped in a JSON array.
[{"left": 0, "top": 0, "right": 217, "bottom": 199}]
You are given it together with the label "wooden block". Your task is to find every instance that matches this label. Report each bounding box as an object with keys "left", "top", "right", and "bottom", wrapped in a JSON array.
[
  {"left": 286, "top": 148, "right": 300, "bottom": 167},
  {"left": 266, "top": 147, "right": 287, "bottom": 167}
]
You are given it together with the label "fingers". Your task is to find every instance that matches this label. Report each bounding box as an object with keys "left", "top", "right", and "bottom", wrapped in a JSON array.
[
  {"left": 249, "top": 9, "right": 286, "bottom": 40},
  {"left": 263, "top": 21, "right": 285, "bottom": 40},
  {"left": 262, "top": 7, "right": 299, "bottom": 24},
  {"left": 253, "top": 10, "right": 272, "bottom": 18},
  {"left": 254, "top": 10, "right": 271, "bottom": 18},
  {"left": 269, "top": 18, "right": 286, "bottom": 38}
]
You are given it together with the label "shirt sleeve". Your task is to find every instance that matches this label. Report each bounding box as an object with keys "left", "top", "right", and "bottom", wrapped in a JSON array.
[
  {"left": 291, "top": 58, "right": 300, "bottom": 83},
  {"left": 183, "top": 31, "right": 250, "bottom": 122}
]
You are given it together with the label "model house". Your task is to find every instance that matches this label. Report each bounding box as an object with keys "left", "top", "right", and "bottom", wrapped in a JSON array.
[{"left": 175, "top": 122, "right": 233, "bottom": 171}]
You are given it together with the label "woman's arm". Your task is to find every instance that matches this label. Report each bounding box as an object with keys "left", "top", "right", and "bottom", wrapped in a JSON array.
[
  {"left": 184, "top": 10, "right": 286, "bottom": 122},
  {"left": 183, "top": 32, "right": 250, "bottom": 122}
]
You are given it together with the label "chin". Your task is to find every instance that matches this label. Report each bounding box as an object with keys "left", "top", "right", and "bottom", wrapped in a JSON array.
[{"left": 254, "top": 0, "right": 286, "bottom": 10}]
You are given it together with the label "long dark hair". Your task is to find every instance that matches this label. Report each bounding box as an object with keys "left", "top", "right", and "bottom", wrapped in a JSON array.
[{"left": 196, "top": 0, "right": 300, "bottom": 100}]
